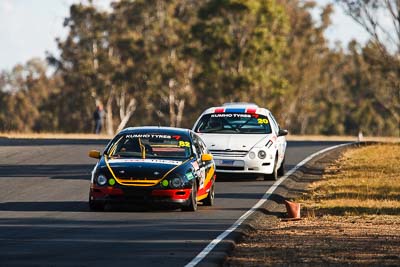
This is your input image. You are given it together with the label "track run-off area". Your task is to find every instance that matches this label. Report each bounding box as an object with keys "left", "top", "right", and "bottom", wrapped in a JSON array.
[{"left": 0, "top": 138, "right": 349, "bottom": 266}]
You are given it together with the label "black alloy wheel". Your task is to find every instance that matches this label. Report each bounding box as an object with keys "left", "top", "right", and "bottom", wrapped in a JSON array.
[
  {"left": 264, "top": 155, "right": 278, "bottom": 181},
  {"left": 277, "top": 156, "right": 285, "bottom": 177},
  {"left": 182, "top": 182, "right": 198, "bottom": 211},
  {"left": 202, "top": 181, "right": 215, "bottom": 206}
]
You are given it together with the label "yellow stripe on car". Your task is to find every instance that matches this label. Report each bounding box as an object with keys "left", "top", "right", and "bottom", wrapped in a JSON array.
[
  {"left": 203, "top": 165, "right": 215, "bottom": 189},
  {"left": 104, "top": 156, "right": 191, "bottom": 187}
]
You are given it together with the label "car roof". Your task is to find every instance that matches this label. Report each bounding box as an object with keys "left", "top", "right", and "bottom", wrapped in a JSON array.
[
  {"left": 200, "top": 102, "right": 271, "bottom": 116},
  {"left": 222, "top": 102, "right": 258, "bottom": 107},
  {"left": 119, "top": 126, "right": 192, "bottom": 137}
]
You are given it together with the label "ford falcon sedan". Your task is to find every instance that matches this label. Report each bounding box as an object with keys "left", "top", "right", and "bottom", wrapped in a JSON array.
[
  {"left": 193, "top": 103, "right": 287, "bottom": 180},
  {"left": 88, "top": 127, "right": 215, "bottom": 211}
]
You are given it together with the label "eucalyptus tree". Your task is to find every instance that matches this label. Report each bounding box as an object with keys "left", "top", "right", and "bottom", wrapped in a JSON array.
[
  {"left": 0, "top": 59, "right": 56, "bottom": 132},
  {"left": 54, "top": 2, "right": 139, "bottom": 134},
  {"left": 337, "top": 0, "right": 399, "bottom": 135},
  {"left": 192, "top": 0, "right": 290, "bottom": 112},
  {"left": 111, "top": 0, "right": 201, "bottom": 128},
  {"left": 276, "top": 1, "right": 340, "bottom": 134},
  {"left": 52, "top": 3, "right": 110, "bottom": 132}
]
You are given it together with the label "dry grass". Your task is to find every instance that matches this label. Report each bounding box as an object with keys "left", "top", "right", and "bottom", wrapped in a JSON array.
[
  {"left": 226, "top": 144, "right": 400, "bottom": 266},
  {"left": 302, "top": 144, "right": 400, "bottom": 215},
  {"left": 287, "top": 135, "right": 400, "bottom": 142},
  {"left": 0, "top": 132, "right": 112, "bottom": 139}
]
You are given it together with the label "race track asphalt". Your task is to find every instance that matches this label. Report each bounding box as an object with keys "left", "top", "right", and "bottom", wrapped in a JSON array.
[{"left": 0, "top": 138, "right": 347, "bottom": 266}]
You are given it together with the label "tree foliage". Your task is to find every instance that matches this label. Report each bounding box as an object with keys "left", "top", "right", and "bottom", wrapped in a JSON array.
[
  {"left": 0, "top": 0, "right": 398, "bottom": 136},
  {"left": 192, "top": 0, "right": 289, "bottom": 107}
]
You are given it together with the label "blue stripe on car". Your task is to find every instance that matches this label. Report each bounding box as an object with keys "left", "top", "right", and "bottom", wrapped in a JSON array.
[{"left": 224, "top": 108, "right": 246, "bottom": 113}]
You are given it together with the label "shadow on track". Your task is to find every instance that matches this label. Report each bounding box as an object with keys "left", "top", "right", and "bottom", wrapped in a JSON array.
[
  {"left": 287, "top": 140, "right": 349, "bottom": 148},
  {"left": 0, "top": 164, "right": 92, "bottom": 180},
  {"left": 0, "top": 201, "right": 88, "bottom": 212},
  {"left": 216, "top": 173, "right": 266, "bottom": 182},
  {"left": 0, "top": 138, "right": 109, "bottom": 146},
  {"left": 216, "top": 192, "right": 265, "bottom": 200}
]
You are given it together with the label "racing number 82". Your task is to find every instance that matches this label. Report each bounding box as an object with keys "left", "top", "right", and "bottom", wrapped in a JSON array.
[{"left": 179, "top": 141, "right": 190, "bottom": 147}]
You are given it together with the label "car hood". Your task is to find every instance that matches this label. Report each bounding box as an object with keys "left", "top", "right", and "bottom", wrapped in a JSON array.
[
  {"left": 106, "top": 158, "right": 183, "bottom": 180},
  {"left": 197, "top": 133, "right": 270, "bottom": 151}
]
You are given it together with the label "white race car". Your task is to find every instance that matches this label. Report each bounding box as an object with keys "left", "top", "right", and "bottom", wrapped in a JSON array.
[{"left": 193, "top": 103, "right": 287, "bottom": 180}]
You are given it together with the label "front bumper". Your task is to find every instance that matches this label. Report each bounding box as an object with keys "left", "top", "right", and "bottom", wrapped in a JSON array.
[
  {"left": 213, "top": 156, "right": 275, "bottom": 174},
  {"left": 89, "top": 185, "right": 192, "bottom": 207}
]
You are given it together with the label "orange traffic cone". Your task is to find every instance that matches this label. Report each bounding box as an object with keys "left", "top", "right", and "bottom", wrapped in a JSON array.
[{"left": 284, "top": 200, "right": 301, "bottom": 220}]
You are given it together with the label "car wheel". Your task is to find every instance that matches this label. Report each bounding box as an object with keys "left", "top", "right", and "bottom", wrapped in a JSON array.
[
  {"left": 89, "top": 198, "right": 104, "bottom": 211},
  {"left": 264, "top": 156, "right": 278, "bottom": 181},
  {"left": 202, "top": 181, "right": 215, "bottom": 206},
  {"left": 277, "top": 156, "right": 285, "bottom": 177},
  {"left": 182, "top": 182, "right": 198, "bottom": 211}
]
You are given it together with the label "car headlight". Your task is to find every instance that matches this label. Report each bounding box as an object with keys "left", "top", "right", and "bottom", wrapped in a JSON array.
[
  {"left": 258, "top": 150, "right": 266, "bottom": 159},
  {"left": 170, "top": 177, "right": 183, "bottom": 188},
  {"left": 97, "top": 175, "right": 107, "bottom": 186}
]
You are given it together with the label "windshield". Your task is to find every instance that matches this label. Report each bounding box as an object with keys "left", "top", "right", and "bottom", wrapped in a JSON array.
[
  {"left": 106, "top": 133, "right": 192, "bottom": 159},
  {"left": 195, "top": 113, "right": 272, "bottom": 134}
]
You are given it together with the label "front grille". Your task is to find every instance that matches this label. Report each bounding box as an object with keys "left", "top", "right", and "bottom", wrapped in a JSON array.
[
  {"left": 122, "top": 188, "right": 151, "bottom": 200},
  {"left": 210, "top": 150, "right": 248, "bottom": 157},
  {"left": 217, "top": 166, "right": 245, "bottom": 171},
  {"left": 116, "top": 178, "right": 160, "bottom": 186}
]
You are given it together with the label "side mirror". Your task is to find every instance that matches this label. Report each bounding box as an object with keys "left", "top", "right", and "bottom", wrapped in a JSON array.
[
  {"left": 201, "top": 153, "right": 213, "bottom": 162},
  {"left": 88, "top": 150, "right": 101, "bottom": 159},
  {"left": 278, "top": 129, "right": 288, "bottom": 137}
]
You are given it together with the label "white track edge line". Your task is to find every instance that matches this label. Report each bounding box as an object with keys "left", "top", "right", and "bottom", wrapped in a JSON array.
[{"left": 185, "top": 142, "right": 354, "bottom": 267}]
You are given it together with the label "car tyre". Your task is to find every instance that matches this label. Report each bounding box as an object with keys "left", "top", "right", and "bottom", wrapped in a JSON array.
[
  {"left": 277, "top": 156, "right": 285, "bottom": 177},
  {"left": 264, "top": 156, "right": 278, "bottom": 181},
  {"left": 182, "top": 182, "right": 198, "bottom": 211},
  {"left": 202, "top": 181, "right": 215, "bottom": 206}
]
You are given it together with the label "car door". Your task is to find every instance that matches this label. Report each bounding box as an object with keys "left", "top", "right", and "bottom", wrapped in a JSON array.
[
  {"left": 192, "top": 133, "right": 214, "bottom": 193},
  {"left": 269, "top": 113, "right": 286, "bottom": 163}
]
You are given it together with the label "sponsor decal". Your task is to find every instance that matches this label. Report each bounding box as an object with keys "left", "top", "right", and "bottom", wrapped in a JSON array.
[
  {"left": 199, "top": 167, "right": 206, "bottom": 189},
  {"left": 186, "top": 171, "right": 195, "bottom": 180},
  {"left": 125, "top": 134, "right": 178, "bottom": 139},
  {"left": 211, "top": 113, "right": 251, "bottom": 118},
  {"left": 191, "top": 161, "right": 199, "bottom": 170}
]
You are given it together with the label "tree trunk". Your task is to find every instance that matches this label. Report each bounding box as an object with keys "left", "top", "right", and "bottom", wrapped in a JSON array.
[
  {"left": 175, "top": 99, "right": 185, "bottom": 128},
  {"left": 116, "top": 98, "right": 136, "bottom": 133},
  {"left": 169, "top": 84, "right": 176, "bottom": 127},
  {"left": 106, "top": 89, "right": 114, "bottom": 135}
]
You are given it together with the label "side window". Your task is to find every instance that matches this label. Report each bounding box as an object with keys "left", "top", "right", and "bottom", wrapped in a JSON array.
[
  {"left": 269, "top": 114, "right": 279, "bottom": 134},
  {"left": 191, "top": 134, "right": 203, "bottom": 158},
  {"left": 198, "top": 138, "right": 209, "bottom": 154}
]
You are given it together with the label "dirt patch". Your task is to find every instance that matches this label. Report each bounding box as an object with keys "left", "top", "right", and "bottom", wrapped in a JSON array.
[
  {"left": 225, "top": 144, "right": 400, "bottom": 266},
  {"left": 226, "top": 215, "right": 400, "bottom": 266}
]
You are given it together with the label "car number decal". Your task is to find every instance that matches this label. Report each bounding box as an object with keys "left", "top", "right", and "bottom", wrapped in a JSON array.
[
  {"left": 199, "top": 167, "right": 206, "bottom": 189},
  {"left": 257, "top": 118, "right": 269, "bottom": 124}
]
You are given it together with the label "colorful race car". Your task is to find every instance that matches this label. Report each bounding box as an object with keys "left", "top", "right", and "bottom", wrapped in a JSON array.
[
  {"left": 88, "top": 127, "right": 216, "bottom": 211},
  {"left": 193, "top": 103, "right": 287, "bottom": 180}
]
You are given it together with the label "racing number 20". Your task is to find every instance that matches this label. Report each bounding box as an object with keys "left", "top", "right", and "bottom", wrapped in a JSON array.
[{"left": 257, "top": 118, "right": 269, "bottom": 124}]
